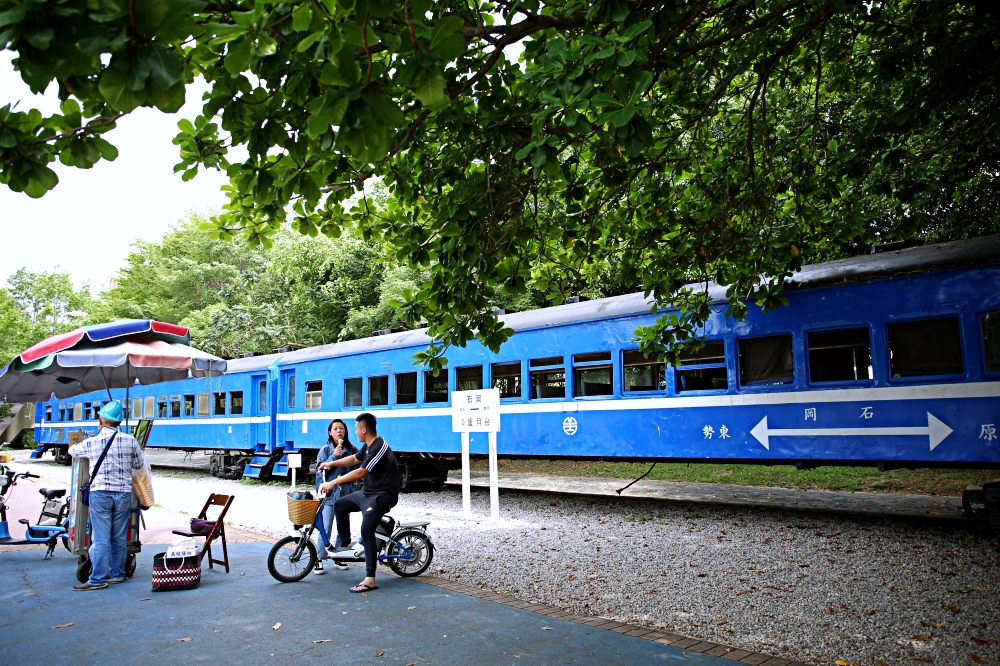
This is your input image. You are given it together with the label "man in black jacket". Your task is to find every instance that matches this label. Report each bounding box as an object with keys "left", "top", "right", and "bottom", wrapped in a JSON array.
[{"left": 320, "top": 412, "right": 399, "bottom": 593}]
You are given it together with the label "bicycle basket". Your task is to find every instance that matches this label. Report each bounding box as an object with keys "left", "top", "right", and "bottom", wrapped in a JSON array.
[{"left": 286, "top": 494, "right": 320, "bottom": 525}]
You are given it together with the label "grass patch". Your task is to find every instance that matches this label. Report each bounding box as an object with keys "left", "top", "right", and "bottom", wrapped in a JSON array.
[{"left": 469, "top": 459, "right": 999, "bottom": 496}]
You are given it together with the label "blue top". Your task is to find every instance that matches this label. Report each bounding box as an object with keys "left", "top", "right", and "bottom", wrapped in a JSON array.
[{"left": 315, "top": 439, "right": 358, "bottom": 491}]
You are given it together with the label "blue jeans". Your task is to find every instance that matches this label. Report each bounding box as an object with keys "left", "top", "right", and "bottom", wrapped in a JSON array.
[
  {"left": 87, "top": 491, "right": 131, "bottom": 585},
  {"left": 316, "top": 485, "right": 347, "bottom": 559}
]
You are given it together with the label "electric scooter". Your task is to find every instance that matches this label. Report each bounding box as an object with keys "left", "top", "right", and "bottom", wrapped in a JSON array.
[{"left": 0, "top": 464, "right": 71, "bottom": 559}]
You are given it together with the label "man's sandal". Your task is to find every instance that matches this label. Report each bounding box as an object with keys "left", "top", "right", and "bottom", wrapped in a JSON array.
[{"left": 350, "top": 583, "right": 378, "bottom": 593}]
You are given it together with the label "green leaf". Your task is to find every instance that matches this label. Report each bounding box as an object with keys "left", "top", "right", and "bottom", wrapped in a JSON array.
[
  {"left": 23, "top": 22, "right": 54, "bottom": 49},
  {"left": 0, "top": 127, "right": 16, "bottom": 148},
  {"left": 292, "top": 3, "right": 313, "bottom": 31},
  {"left": 224, "top": 37, "right": 254, "bottom": 75},
  {"left": 629, "top": 70, "right": 653, "bottom": 99},
  {"left": 428, "top": 15, "right": 466, "bottom": 61},
  {"left": 143, "top": 44, "right": 182, "bottom": 90},
  {"left": 297, "top": 32, "right": 324, "bottom": 52},
  {"left": 0, "top": 5, "right": 26, "bottom": 29},
  {"left": 98, "top": 58, "right": 147, "bottom": 112},
  {"left": 23, "top": 165, "right": 58, "bottom": 199},
  {"left": 620, "top": 19, "right": 652, "bottom": 41},
  {"left": 343, "top": 118, "right": 389, "bottom": 164},
  {"left": 134, "top": 0, "right": 170, "bottom": 36},
  {"left": 591, "top": 92, "right": 620, "bottom": 108},
  {"left": 413, "top": 65, "right": 448, "bottom": 110},
  {"left": 305, "top": 94, "right": 348, "bottom": 136},
  {"left": 321, "top": 43, "right": 361, "bottom": 86}
]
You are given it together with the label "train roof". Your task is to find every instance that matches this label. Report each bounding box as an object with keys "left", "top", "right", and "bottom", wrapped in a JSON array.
[
  {"left": 276, "top": 234, "right": 1000, "bottom": 366},
  {"left": 223, "top": 352, "right": 284, "bottom": 371}
]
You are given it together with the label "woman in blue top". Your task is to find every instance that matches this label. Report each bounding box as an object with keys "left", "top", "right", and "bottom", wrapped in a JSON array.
[{"left": 313, "top": 419, "right": 358, "bottom": 574}]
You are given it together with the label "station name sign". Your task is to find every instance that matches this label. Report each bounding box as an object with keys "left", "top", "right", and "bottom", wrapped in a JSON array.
[{"left": 451, "top": 388, "right": 500, "bottom": 433}]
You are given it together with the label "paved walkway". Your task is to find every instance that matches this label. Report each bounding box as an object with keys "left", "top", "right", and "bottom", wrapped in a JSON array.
[
  {"left": 447, "top": 471, "right": 965, "bottom": 520},
  {"left": 0, "top": 543, "right": 797, "bottom": 666}
]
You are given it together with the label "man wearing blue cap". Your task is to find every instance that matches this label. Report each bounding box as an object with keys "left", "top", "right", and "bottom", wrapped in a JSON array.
[{"left": 68, "top": 401, "right": 145, "bottom": 590}]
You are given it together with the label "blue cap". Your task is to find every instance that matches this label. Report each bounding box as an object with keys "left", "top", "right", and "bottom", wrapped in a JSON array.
[{"left": 98, "top": 401, "right": 124, "bottom": 423}]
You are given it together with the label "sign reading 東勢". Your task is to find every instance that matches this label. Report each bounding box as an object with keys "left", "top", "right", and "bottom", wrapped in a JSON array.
[{"left": 452, "top": 389, "right": 501, "bottom": 433}]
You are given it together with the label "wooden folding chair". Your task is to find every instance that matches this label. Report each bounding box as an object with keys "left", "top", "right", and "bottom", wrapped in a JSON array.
[{"left": 172, "top": 493, "right": 235, "bottom": 573}]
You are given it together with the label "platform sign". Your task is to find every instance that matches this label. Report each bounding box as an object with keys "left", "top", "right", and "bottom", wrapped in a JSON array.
[{"left": 452, "top": 389, "right": 500, "bottom": 433}]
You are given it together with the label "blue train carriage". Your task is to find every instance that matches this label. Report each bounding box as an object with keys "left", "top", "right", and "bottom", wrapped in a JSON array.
[
  {"left": 30, "top": 353, "right": 283, "bottom": 476},
  {"left": 271, "top": 235, "right": 1000, "bottom": 487}
]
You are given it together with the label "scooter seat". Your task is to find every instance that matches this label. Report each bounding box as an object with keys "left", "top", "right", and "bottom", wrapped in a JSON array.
[{"left": 39, "top": 488, "right": 67, "bottom": 499}]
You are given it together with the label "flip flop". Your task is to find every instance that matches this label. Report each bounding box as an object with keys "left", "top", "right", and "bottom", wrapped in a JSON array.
[{"left": 350, "top": 583, "right": 378, "bottom": 593}]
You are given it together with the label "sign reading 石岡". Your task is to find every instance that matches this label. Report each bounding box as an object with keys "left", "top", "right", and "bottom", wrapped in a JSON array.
[{"left": 452, "top": 389, "right": 500, "bottom": 433}]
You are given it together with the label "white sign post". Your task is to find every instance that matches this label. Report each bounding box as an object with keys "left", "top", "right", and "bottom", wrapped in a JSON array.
[
  {"left": 452, "top": 388, "right": 501, "bottom": 519},
  {"left": 287, "top": 452, "right": 302, "bottom": 489}
]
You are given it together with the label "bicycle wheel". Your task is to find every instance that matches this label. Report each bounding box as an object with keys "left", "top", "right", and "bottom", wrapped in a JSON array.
[
  {"left": 267, "top": 536, "right": 316, "bottom": 583},
  {"left": 61, "top": 535, "right": 71, "bottom": 553},
  {"left": 386, "top": 531, "right": 433, "bottom": 577}
]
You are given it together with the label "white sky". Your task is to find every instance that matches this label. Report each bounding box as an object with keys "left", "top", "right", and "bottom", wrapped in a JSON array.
[{"left": 0, "top": 52, "right": 231, "bottom": 293}]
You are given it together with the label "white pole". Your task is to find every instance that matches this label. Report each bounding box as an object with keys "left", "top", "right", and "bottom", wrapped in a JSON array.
[
  {"left": 488, "top": 430, "right": 500, "bottom": 521},
  {"left": 291, "top": 466, "right": 296, "bottom": 489},
  {"left": 461, "top": 431, "right": 471, "bottom": 517}
]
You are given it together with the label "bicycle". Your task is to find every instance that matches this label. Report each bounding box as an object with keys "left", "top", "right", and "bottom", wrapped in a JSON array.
[{"left": 0, "top": 464, "right": 70, "bottom": 559}]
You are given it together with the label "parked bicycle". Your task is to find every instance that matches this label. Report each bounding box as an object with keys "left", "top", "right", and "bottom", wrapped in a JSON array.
[{"left": 0, "top": 464, "right": 70, "bottom": 559}]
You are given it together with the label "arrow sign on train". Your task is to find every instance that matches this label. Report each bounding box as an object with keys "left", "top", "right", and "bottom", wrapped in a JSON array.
[{"left": 749, "top": 412, "right": 953, "bottom": 451}]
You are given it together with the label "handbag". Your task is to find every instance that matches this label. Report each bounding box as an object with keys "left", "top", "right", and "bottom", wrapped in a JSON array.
[
  {"left": 80, "top": 432, "right": 117, "bottom": 507},
  {"left": 152, "top": 551, "right": 202, "bottom": 592}
]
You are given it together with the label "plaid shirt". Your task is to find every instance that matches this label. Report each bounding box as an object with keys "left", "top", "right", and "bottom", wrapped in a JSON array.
[{"left": 69, "top": 427, "right": 145, "bottom": 493}]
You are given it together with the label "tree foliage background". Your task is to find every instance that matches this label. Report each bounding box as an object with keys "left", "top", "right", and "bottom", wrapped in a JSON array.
[{"left": 2, "top": 0, "right": 998, "bottom": 365}]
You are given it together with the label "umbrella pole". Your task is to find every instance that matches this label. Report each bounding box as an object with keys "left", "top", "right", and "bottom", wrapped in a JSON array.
[
  {"left": 99, "top": 368, "right": 113, "bottom": 402},
  {"left": 125, "top": 360, "right": 130, "bottom": 433}
]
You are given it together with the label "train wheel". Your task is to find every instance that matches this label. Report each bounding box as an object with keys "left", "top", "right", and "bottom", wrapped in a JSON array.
[
  {"left": 386, "top": 531, "right": 433, "bottom": 577},
  {"left": 76, "top": 554, "right": 92, "bottom": 583},
  {"left": 267, "top": 536, "right": 316, "bottom": 582}
]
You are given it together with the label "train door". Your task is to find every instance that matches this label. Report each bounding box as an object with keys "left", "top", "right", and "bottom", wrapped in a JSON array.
[{"left": 252, "top": 374, "right": 270, "bottom": 451}]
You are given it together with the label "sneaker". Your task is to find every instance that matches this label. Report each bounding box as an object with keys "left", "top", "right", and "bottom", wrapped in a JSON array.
[
  {"left": 327, "top": 546, "right": 356, "bottom": 557},
  {"left": 73, "top": 582, "right": 108, "bottom": 591},
  {"left": 333, "top": 561, "right": 350, "bottom": 570},
  {"left": 107, "top": 577, "right": 125, "bottom": 584},
  {"left": 313, "top": 561, "right": 325, "bottom": 575}
]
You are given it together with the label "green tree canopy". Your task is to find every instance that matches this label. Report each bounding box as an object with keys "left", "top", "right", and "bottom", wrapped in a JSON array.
[{"left": 3, "top": 0, "right": 998, "bottom": 365}]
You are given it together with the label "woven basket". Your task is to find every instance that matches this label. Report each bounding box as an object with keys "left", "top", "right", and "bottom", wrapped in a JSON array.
[
  {"left": 133, "top": 468, "right": 155, "bottom": 509},
  {"left": 287, "top": 495, "right": 320, "bottom": 525}
]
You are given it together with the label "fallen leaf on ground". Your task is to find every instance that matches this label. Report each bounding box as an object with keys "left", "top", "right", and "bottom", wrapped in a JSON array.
[
  {"left": 376, "top": 651, "right": 384, "bottom": 657},
  {"left": 312, "top": 640, "right": 331, "bottom": 643},
  {"left": 876, "top": 660, "right": 889, "bottom": 666},
  {"left": 407, "top": 606, "right": 416, "bottom": 611},
  {"left": 970, "top": 655, "right": 984, "bottom": 664},
  {"left": 139, "top": 598, "right": 152, "bottom": 601},
  {"left": 973, "top": 638, "right": 996, "bottom": 646},
  {"left": 945, "top": 604, "right": 960, "bottom": 613},
  {"left": 713, "top": 620, "right": 728, "bottom": 626},
  {"left": 734, "top": 590, "right": 752, "bottom": 597},
  {"left": 542, "top": 626, "right": 553, "bottom": 630},
  {"left": 696, "top": 573, "right": 707, "bottom": 577},
  {"left": 177, "top": 637, "right": 192, "bottom": 642},
  {"left": 272, "top": 623, "right": 282, "bottom": 631},
  {"left": 834, "top": 660, "right": 857, "bottom": 666},
  {"left": 912, "top": 634, "right": 930, "bottom": 640},
  {"left": 50, "top": 623, "right": 73, "bottom": 629}
]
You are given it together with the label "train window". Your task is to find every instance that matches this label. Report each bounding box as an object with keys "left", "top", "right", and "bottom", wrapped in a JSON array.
[
  {"left": 170, "top": 395, "right": 182, "bottom": 418},
  {"left": 623, "top": 351, "right": 665, "bottom": 392},
  {"left": 739, "top": 335, "right": 794, "bottom": 386},
  {"left": 213, "top": 392, "right": 226, "bottom": 415},
  {"left": 808, "top": 328, "right": 872, "bottom": 382},
  {"left": 132, "top": 398, "right": 143, "bottom": 419},
  {"left": 395, "top": 372, "right": 417, "bottom": 404},
  {"left": 183, "top": 394, "right": 195, "bottom": 417},
  {"left": 369, "top": 376, "right": 388, "bottom": 406},
  {"left": 457, "top": 366, "right": 483, "bottom": 391},
  {"left": 58, "top": 404, "right": 66, "bottom": 421},
  {"left": 230, "top": 391, "right": 244, "bottom": 415},
  {"left": 144, "top": 396, "right": 154, "bottom": 419},
  {"left": 982, "top": 312, "right": 1000, "bottom": 373},
  {"left": 74, "top": 403, "right": 83, "bottom": 421},
  {"left": 287, "top": 373, "right": 296, "bottom": 409},
  {"left": 344, "top": 378, "right": 362, "bottom": 407},
  {"left": 676, "top": 341, "right": 728, "bottom": 392},
  {"left": 258, "top": 381, "right": 267, "bottom": 412},
  {"left": 45, "top": 405, "right": 52, "bottom": 422},
  {"left": 83, "top": 402, "right": 93, "bottom": 420},
  {"left": 530, "top": 357, "right": 565, "bottom": 400},
  {"left": 573, "top": 352, "right": 612, "bottom": 397},
  {"left": 156, "top": 397, "right": 168, "bottom": 418},
  {"left": 305, "top": 381, "right": 323, "bottom": 409},
  {"left": 492, "top": 362, "right": 522, "bottom": 399},
  {"left": 197, "top": 393, "right": 210, "bottom": 417},
  {"left": 888, "top": 317, "right": 964, "bottom": 377},
  {"left": 425, "top": 369, "right": 449, "bottom": 403}
]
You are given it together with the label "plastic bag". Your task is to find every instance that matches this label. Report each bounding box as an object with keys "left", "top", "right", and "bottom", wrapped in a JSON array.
[
  {"left": 167, "top": 536, "right": 198, "bottom": 559},
  {"left": 132, "top": 458, "right": 155, "bottom": 510}
]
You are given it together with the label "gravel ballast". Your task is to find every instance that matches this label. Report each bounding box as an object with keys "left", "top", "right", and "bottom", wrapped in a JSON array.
[{"left": 20, "top": 459, "right": 1000, "bottom": 665}]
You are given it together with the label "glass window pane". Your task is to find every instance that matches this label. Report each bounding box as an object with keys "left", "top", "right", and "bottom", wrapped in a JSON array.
[
  {"left": 808, "top": 328, "right": 872, "bottom": 382},
  {"left": 144, "top": 396, "right": 154, "bottom": 418},
  {"left": 258, "top": 381, "right": 267, "bottom": 411},
  {"left": 424, "top": 370, "right": 449, "bottom": 403},
  {"left": 676, "top": 367, "right": 728, "bottom": 391},
  {"left": 530, "top": 356, "right": 563, "bottom": 368},
  {"left": 83, "top": 402, "right": 92, "bottom": 420},
  {"left": 74, "top": 403, "right": 83, "bottom": 421},
  {"left": 45, "top": 405, "right": 52, "bottom": 422},
  {"left": 213, "top": 392, "right": 226, "bottom": 415},
  {"left": 287, "top": 373, "right": 296, "bottom": 409},
  {"left": 183, "top": 394, "right": 195, "bottom": 417},
  {"left": 982, "top": 312, "right": 1000, "bottom": 373},
  {"left": 369, "top": 376, "right": 388, "bottom": 406},
  {"left": 739, "top": 335, "right": 794, "bottom": 386},
  {"left": 170, "top": 396, "right": 182, "bottom": 418},
  {"left": 678, "top": 341, "right": 726, "bottom": 366},
  {"left": 574, "top": 352, "right": 611, "bottom": 363},
  {"left": 456, "top": 366, "right": 483, "bottom": 391},
  {"left": 888, "top": 317, "right": 964, "bottom": 377},
  {"left": 156, "top": 397, "right": 167, "bottom": 418},
  {"left": 230, "top": 391, "right": 243, "bottom": 415},
  {"left": 344, "top": 378, "right": 362, "bottom": 407},
  {"left": 623, "top": 351, "right": 665, "bottom": 392},
  {"left": 197, "top": 393, "right": 210, "bottom": 417},
  {"left": 491, "top": 362, "right": 521, "bottom": 399},
  {"left": 531, "top": 369, "right": 565, "bottom": 399},
  {"left": 58, "top": 404, "right": 65, "bottom": 421},
  {"left": 395, "top": 372, "right": 417, "bottom": 404},
  {"left": 305, "top": 380, "right": 323, "bottom": 409},
  {"left": 575, "top": 365, "right": 612, "bottom": 396}
]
